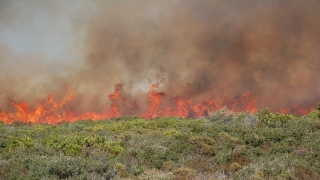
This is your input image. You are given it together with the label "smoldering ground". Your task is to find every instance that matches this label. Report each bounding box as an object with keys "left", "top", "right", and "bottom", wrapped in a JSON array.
[{"left": 1, "top": 0, "right": 320, "bottom": 114}]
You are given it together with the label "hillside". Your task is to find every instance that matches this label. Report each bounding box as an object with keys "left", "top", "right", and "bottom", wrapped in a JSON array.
[{"left": 0, "top": 108, "right": 320, "bottom": 179}]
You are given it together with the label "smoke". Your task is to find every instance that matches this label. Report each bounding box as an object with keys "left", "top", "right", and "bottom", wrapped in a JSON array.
[{"left": 1, "top": 0, "right": 320, "bottom": 114}]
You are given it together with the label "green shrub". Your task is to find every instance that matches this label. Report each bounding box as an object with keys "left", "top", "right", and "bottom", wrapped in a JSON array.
[
  {"left": 230, "top": 162, "right": 242, "bottom": 172},
  {"left": 210, "top": 107, "right": 234, "bottom": 124},
  {"left": 269, "top": 142, "right": 292, "bottom": 154},
  {"left": 311, "top": 122, "right": 320, "bottom": 132},
  {"left": 138, "top": 169, "right": 175, "bottom": 179},
  {"left": 215, "top": 150, "right": 232, "bottom": 165},
  {"left": 1, "top": 113, "right": 319, "bottom": 179},
  {"left": 42, "top": 133, "right": 123, "bottom": 155},
  {"left": 117, "top": 132, "right": 132, "bottom": 141},
  {"left": 1, "top": 135, "right": 34, "bottom": 152},
  {"left": 294, "top": 166, "right": 320, "bottom": 180},
  {"left": 258, "top": 108, "right": 294, "bottom": 127},
  {"left": 187, "top": 136, "right": 215, "bottom": 156},
  {"left": 306, "top": 110, "right": 320, "bottom": 119},
  {"left": 249, "top": 171, "right": 265, "bottom": 180},
  {"left": 161, "top": 161, "right": 176, "bottom": 172},
  {"left": 164, "top": 129, "right": 181, "bottom": 138},
  {"left": 166, "top": 139, "right": 196, "bottom": 155},
  {"left": 173, "top": 167, "right": 195, "bottom": 179},
  {"left": 115, "top": 162, "right": 127, "bottom": 178},
  {"left": 244, "top": 133, "right": 264, "bottom": 147},
  {"left": 259, "top": 128, "right": 286, "bottom": 142},
  {"left": 140, "top": 146, "right": 181, "bottom": 169}
]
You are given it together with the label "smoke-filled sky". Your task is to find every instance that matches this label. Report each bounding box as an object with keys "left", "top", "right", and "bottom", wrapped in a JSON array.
[{"left": 1, "top": 0, "right": 320, "bottom": 113}]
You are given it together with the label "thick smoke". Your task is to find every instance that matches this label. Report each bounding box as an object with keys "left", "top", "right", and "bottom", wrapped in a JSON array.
[{"left": 1, "top": 0, "right": 320, "bottom": 114}]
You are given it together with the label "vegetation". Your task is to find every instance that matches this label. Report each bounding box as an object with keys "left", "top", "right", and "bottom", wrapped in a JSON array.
[{"left": 0, "top": 106, "right": 320, "bottom": 179}]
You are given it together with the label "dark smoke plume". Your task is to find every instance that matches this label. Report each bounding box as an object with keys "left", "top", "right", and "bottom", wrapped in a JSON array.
[{"left": 1, "top": 0, "right": 320, "bottom": 114}]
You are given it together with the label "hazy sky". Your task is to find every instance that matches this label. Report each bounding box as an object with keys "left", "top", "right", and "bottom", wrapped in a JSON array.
[
  {"left": 1, "top": 0, "right": 320, "bottom": 113},
  {"left": 1, "top": 1, "right": 74, "bottom": 59}
]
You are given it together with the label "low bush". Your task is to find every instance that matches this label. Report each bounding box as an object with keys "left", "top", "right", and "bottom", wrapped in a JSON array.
[{"left": 0, "top": 110, "right": 319, "bottom": 179}]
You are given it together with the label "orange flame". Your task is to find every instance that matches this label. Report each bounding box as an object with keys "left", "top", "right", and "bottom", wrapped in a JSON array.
[
  {"left": 141, "top": 81, "right": 257, "bottom": 119},
  {"left": 0, "top": 91, "right": 73, "bottom": 124},
  {"left": 0, "top": 80, "right": 318, "bottom": 124},
  {"left": 141, "top": 81, "right": 165, "bottom": 119}
]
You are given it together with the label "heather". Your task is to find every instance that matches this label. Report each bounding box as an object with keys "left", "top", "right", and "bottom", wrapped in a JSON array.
[{"left": 0, "top": 107, "right": 320, "bottom": 179}]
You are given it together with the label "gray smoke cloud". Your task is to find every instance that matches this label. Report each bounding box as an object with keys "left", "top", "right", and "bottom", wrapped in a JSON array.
[{"left": 1, "top": 0, "right": 320, "bottom": 114}]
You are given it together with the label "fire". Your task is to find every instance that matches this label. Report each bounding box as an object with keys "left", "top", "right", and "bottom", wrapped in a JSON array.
[
  {"left": 141, "top": 81, "right": 165, "bottom": 119},
  {"left": 0, "top": 92, "right": 73, "bottom": 124},
  {"left": 280, "top": 108, "right": 290, "bottom": 114},
  {"left": 0, "top": 84, "right": 128, "bottom": 124},
  {"left": 280, "top": 104, "right": 317, "bottom": 115},
  {"left": 139, "top": 81, "right": 257, "bottom": 119},
  {"left": 0, "top": 79, "right": 318, "bottom": 125}
]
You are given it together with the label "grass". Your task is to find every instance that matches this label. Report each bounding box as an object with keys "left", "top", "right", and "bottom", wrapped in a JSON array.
[{"left": 0, "top": 107, "right": 320, "bottom": 179}]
